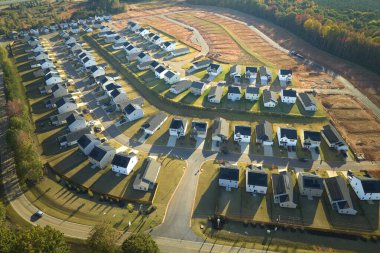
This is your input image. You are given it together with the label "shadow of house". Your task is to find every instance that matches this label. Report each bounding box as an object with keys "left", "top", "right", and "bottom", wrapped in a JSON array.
[
  {"left": 90, "top": 169, "right": 128, "bottom": 196},
  {"left": 54, "top": 152, "right": 88, "bottom": 175},
  {"left": 69, "top": 163, "right": 100, "bottom": 187},
  {"left": 192, "top": 169, "right": 219, "bottom": 218}
]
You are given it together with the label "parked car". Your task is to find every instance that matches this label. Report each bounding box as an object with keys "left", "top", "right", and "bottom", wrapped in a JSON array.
[{"left": 94, "top": 126, "right": 101, "bottom": 133}]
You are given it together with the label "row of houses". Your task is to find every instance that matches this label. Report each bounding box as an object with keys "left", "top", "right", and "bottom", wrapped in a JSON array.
[
  {"left": 218, "top": 165, "right": 380, "bottom": 215},
  {"left": 77, "top": 134, "right": 160, "bottom": 192}
]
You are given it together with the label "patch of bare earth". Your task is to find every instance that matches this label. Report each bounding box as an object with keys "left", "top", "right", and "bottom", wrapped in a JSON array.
[{"left": 320, "top": 95, "right": 380, "bottom": 160}]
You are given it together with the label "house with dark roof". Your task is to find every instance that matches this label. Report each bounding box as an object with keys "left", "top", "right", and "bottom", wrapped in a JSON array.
[
  {"left": 169, "top": 48, "right": 190, "bottom": 57},
  {"left": 169, "top": 80, "right": 192, "bottom": 95},
  {"left": 301, "top": 130, "right": 321, "bottom": 149},
  {"left": 230, "top": 65, "right": 242, "bottom": 83},
  {"left": 278, "top": 69, "right": 293, "bottom": 86},
  {"left": 245, "top": 66, "right": 258, "bottom": 84},
  {"left": 281, "top": 89, "right": 297, "bottom": 104},
  {"left": 96, "top": 75, "right": 114, "bottom": 87},
  {"left": 89, "top": 65, "right": 105, "bottom": 79},
  {"left": 321, "top": 124, "right": 348, "bottom": 152},
  {"left": 272, "top": 172, "right": 297, "bottom": 208},
  {"left": 51, "top": 84, "right": 68, "bottom": 98},
  {"left": 297, "top": 172, "right": 324, "bottom": 199},
  {"left": 234, "top": 125, "right": 251, "bottom": 143},
  {"left": 137, "top": 52, "right": 151, "bottom": 64},
  {"left": 66, "top": 113, "right": 87, "bottom": 132},
  {"left": 123, "top": 103, "right": 144, "bottom": 122},
  {"left": 154, "top": 65, "right": 168, "bottom": 79},
  {"left": 227, "top": 86, "right": 242, "bottom": 101},
  {"left": 78, "top": 134, "right": 100, "bottom": 155},
  {"left": 277, "top": 127, "right": 297, "bottom": 147},
  {"left": 169, "top": 118, "right": 188, "bottom": 137},
  {"left": 138, "top": 28, "right": 149, "bottom": 37},
  {"left": 324, "top": 176, "right": 357, "bottom": 215},
  {"left": 208, "top": 85, "right": 224, "bottom": 104},
  {"left": 164, "top": 70, "right": 180, "bottom": 85},
  {"left": 137, "top": 60, "right": 153, "bottom": 71},
  {"left": 212, "top": 117, "right": 229, "bottom": 142},
  {"left": 349, "top": 175, "right": 380, "bottom": 201},
  {"left": 152, "top": 35, "right": 163, "bottom": 45},
  {"left": 245, "top": 86, "right": 260, "bottom": 101},
  {"left": 88, "top": 144, "right": 116, "bottom": 169},
  {"left": 186, "top": 59, "right": 211, "bottom": 74},
  {"left": 58, "top": 128, "right": 91, "bottom": 147},
  {"left": 259, "top": 66, "right": 272, "bottom": 85},
  {"left": 246, "top": 165, "right": 268, "bottom": 194},
  {"left": 133, "top": 158, "right": 161, "bottom": 191},
  {"left": 161, "top": 41, "right": 176, "bottom": 52},
  {"left": 109, "top": 88, "right": 128, "bottom": 107},
  {"left": 256, "top": 121, "right": 273, "bottom": 146},
  {"left": 55, "top": 97, "right": 78, "bottom": 114},
  {"left": 111, "top": 152, "right": 138, "bottom": 175},
  {"left": 141, "top": 112, "right": 168, "bottom": 135},
  {"left": 50, "top": 111, "right": 78, "bottom": 126},
  {"left": 219, "top": 167, "right": 239, "bottom": 190},
  {"left": 190, "top": 121, "right": 208, "bottom": 139},
  {"left": 127, "top": 21, "right": 140, "bottom": 32},
  {"left": 207, "top": 63, "right": 222, "bottom": 77},
  {"left": 297, "top": 92, "right": 317, "bottom": 111},
  {"left": 149, "top": 60, "right": 159, "bottom": 71},
  {"left": 262, "top": 89, "right": 278, "bottom": 107},
  {"left": 190, "top": 81, "right": 207, "bottom": 96},
  {"left": 44, "top": 72, "right": 63, "bottom": 86}
]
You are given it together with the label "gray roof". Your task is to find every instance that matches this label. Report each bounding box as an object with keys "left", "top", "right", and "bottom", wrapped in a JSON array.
[
  {"left": 193, "top": 59, "right": 211, "bottom": 68},
  {"left": 259, "top": 66, "right": 271, "bottom": 76},
  {"left": 324, "top": 176, "right": 353, "bottom": 210},
  {"left": 141, "top": 112, "right": 168, "bottom": 133},
  {"left": 170, "top": 80, "right": 192, "bottom": 93},
  {"left": 61, "top": 128, "right": 91, "bottom": 144},
  {"left": 246, "top": 86, "right": 259, "bottom": 95},
  {"left": 322, "top": 124, "right": 347, "bottom": 146},
  {"left": 272, "top": 172, "right": 293, "bottom": 203},
  {"left": 256, "top": 121, "right": 272, "bottom": 142},
  {"left": 208, "top": 85, "right": 223, "bottom": 100},
  {"left": 262, "top": 89, "right": 277, "bottom": 104},
  {"left": 191, "top": 81, "right": 205, "bottom": 90},
  {"left": 299, "top": 172, "right": 323, "bottom": 190},
  {"left": 355, "top": 176, "right": 380, "bottom": 194},
  {"left": 298, "top": 92, "right": 316, "bottom": 107},
  {"left": 228, "top": 86, "right": 241, "bottom": 94},
  {"left": 141, "top": 158, "right": 161, "bottom": 184},
  {"left": 213, "top": 117, "right": 229, "bottom": 138},
  {"left": 89, "top": 144, "right": 114, "bottom": 162},
  {"left": 219, "top": 167, "right": 239, "bottom": 181},
  {"left": 303, "top": 130, "right": 321, "bottom": 142},
  {"left": 50, "top": 111, "right": 77, "bottom": 124},
  {"left": 66, "top": 113, "right": 83, "bottom": 126}
]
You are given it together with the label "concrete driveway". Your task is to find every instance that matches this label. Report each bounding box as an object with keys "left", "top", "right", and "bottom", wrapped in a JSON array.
[
  {"left": 195, "top": 137, "right": 205, "bottom": 149},
  {"left": 211, "top": 140, "right": 220, "bottom": 152},
  {"left": 310, "top": 148, "right": 320, "bottom": 160},
  {"left": 263, "top": 145, "right": 274, "bottom": 156},
  {"left": 167, "top": 136, "right": 177, "bottom": 147},
  {"left": 239, "top": 142, "right": 250, "bottom": 154},
  {"left": 288, "top": 151, "right": 297, "bottom": 159}
]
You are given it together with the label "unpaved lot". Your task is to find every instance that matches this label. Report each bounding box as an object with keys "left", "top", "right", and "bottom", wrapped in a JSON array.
[{"left": 320, "top": 95, "right": 380, "bottom": 160}]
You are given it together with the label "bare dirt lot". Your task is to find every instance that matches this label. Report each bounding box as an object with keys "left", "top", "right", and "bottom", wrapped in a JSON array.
[
  {"left": 320, "top": 95, "right": 380, "bottom": 160},
  {"left": 137, "top": 16, "right": 202, "bottom": 51}
]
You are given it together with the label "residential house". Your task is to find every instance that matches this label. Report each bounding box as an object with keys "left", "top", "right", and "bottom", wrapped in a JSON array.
[
  {"left": 219, "top": 167, "right": 239, "bottom": 190},
  {"left": 278, "top": 69, "right": 293, "bottom": 86},
  {"left": 64, "top": 36, "right": 76, "bottom": 45},
  {"left": 349, "top": 175, "right": 380, "bottom": 201},
  {"left": 190, "top": 121, "right": 208, "bottom": 139},
  {"left": 298, "top": 172, "right": 324, "bottom": 199},
  {"left": 152, "top": 35, "right": 163, "bottom": 45},
  {"left": 154, "top": 65, "right": 168, "bottom": 79},
  {"left": 298, "top": 92, "right": 317, "bottom": 111},
  {"left": 168, "top": 48, "right": 189, "bottom": 58},
  {"left": 259, "top": 66, "right": 272, "bottom": 85},
  {"left": 212, "top": 117, "right": 229, "bottom": 142},
  {"left": 125, "top": 45, "right": 140, "bottom": 55},
  {"left": 301, "top": 130, "right": 321, "bottom": 149},
  {"left": 245, "top": 66, "right": 257, "bottom": 84},
  {"left": 164, "top": 71, "right": 180, "bottom": 85},
  {"left": 190, "top": 81, "right": 207, "bottom": 96},
  {"left": 69, "top": 43, "right": 82, "bottom": 52},
  {"left": 66, "top": 113, "right": 87, "bottom": 132},
  {"left": 89, "top": 65, "right": 105, "bottom": 79},
  {"left": 137, "top": 61, "right": 153, "bottom": 71},
  {"left": 34, "top": 59, "right": 54, "bottom": 69},
  {"left": 272, "top": 172, "right": 297, "bottom": 208},
  {"left": 82, "top": 57, "right": 97, "bottom": 68},
  {"left": 169, "top": 118, "right": 188, "bottom": 137},
  {"left": 149, "top": 60, "right": 159, "bottom": 71},
  {"left": 113, "top": 35, "right": 127, "bottom": 44},
  {"left": 281, "top": 89, "right": 297, "bottom": 104},
  {"left": 78, "top": 134, "right": 100, "bottom": 155},
  {"left": 137, "top": 52, "right": 151, "bottom": 64},
  {"left": 139, "top": 28, "right": 149, "bottom": 37},
  {"left": 277, "top": 127, "right": 297, "bottom": 147},
  {"left": 88, "top": 144, "right": 116, "bottom": 169},
  {"left": 186, "top": 59, "right": 211, "bottom": 75},
  {"left": 30, "top": 44, "right": 44, "bottom": 53},
  {"left": 111, "top": 152, "right": 138, "bottom": 175},
  {"left": 234, "top": 125, "right": 251, "bottom": 143},
  {"left": 44, "top": 73, "right": 63, "bottom": 86},
  {"left": 245, "top": 86, "right": 260, "bottom": 101},
  {"left": 96, "top": 75, "right": 114, "bottom": 87},
  {"left": 103, "top": 83, "right": 122, "bottom": 92},
  {"left": 324, "top": 176, "right": 357, "bottom": 215},
  {"left": 227, "top": 86, "right": 242, "bottom": 101},
  {"left": 161, "top": 41, "right": 176, "bottom": 52},
  {"left": 127, "top": 21, "right": 140, "bottom": 32},
  {"left": 169, "top": 80, "right": 192, "bottom": 94},
  {"left": 123, "top": 103, "right": 144, "bottom": 122},
  {"left": 262, "top": 89, "right": 278, "bottom": 108},
  {"left": 51, "top": 84, "right": 69, "bottom": 98},
  {"left": 109, "top": 88, "right": 129, "bottom": 107},
  {"left": 246, "top": 166, "right": 268, "bottom": 194},
  {"left": 256, "top": 121, "right": 273, "bottom": 146},
  {"left": 50, "top": 111, "right": 77, "bottom": 126},
  {"left": 99, "top": 25, "right": 111, "bottom": 33},
  {"left": 230, "top": 64, "right": 242, "bottom": 83},
  {"left": 133, "top": 158, "right": 161, "bottom": 191},
  {"left": 207, "top": 63, "right": 222, "bottom": 77},
  {"left": 321, "top": 124, "right": 348, "bottom": 152},
  {"left": 141, "top": 112, "right": 168, "bottom": 135},
  {"left": 33, "top": 52, "right": 49, "bottom": 61},
  {"left": 55, "top": 97, "right": 78, "bottom": 114},
  {"left": 208, "top": 85, "right": 224, "bottom": 103},
  {"left": 58, "top": 128, "right": 91, "bottom": 147}
]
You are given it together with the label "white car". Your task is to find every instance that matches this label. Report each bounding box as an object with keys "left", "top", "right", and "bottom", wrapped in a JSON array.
[{"left": 35, "top": 210, "right": 44, "bottom": 217}]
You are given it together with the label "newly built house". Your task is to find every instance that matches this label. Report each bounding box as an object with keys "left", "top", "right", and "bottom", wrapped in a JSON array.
[
  {"left": 272, "top": 172, "right": 297, "bottom": 208},
  {"left": 212, "top": 117, "right": 229, "bottom": 143},
  {"left": 246, "top": 166, "right": 268, "bottom": 194},
  {"left": 219, "top": 167, "right": 239, "bottom": 190},
  {"left": 298, "top": 172, "right": 324, "bottom": 199},
  {"left": 324, "top": 176, "right": 357, "bottom": 215},
  {"left": 111, "top": 152, "right": 138, "bottom": 175},
  {"left": 234, "top": 125, "right": 251, "bottom": 143},
  {"left": 348, "top": 175, "right": 380, "bottom": 201},
  {"left": 277, "top": 127, "right": 297, "bottom": 147},
  {"left": 256, "top": 121, "right": 273, "bottom": 146},
  {"left": 88, "top": 144, "right": 116, "bottom": 169},
  {"left": 141, "top": 112, "right": 168, "bottom": 135},
  {"left": 133, "top": 158, "right": 161, "bottom": 192}
]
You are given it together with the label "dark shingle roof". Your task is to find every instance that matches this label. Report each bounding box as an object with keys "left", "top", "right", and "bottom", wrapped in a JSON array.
[
  {"left": 191, "top": 121, "right": 207, "bottom": 132},
  {"left": 247, "top": 170, "right": 267, "bottom": 187},
  {"left": 78, "top": 134, "right": 97, "bottom": 149},
  {"left": 256, "top": 121, "right": 272, "bottom": 142},
  {"left": 303, "top": 130, "right": 321, "bottom": 142},
  {"left": 66, "top": 113, "right": 82, "bottom": 126},
  {"left": 298, "top": 93, "right": 316, "bottom": 107},
  {"left": 282, "top": 89, "right": 296, "bottom": 97},
  {"left": 170, "top": 118, "right": 186, "bottom": 130},
  {"left": 141, "top": 112, "right": 167, "bottom": 132},
  {"left": 246, "top": 86, "right": 259, "bottom": 95},
  {"left": 191, "top": 81, "right": 205, "bottom": 90},
  {"left": 228, "top": 86, "right": 241, "bottom": 94},
  {"left": 322, "top": 124, "right": 345, "bottom": 145},
  {"left": 124, "top": 103, "right": 138, "bottom": 115},
  {"left": 262, "top": 89, "right": 276, "bottom": 103},
  {"left": 325, "top": 177, "right": 344, "bottom": 201},
  {"left": 111, "top": 153, "right": 133, "bottom": 168},
  {"left": 356, "top": 176, "right": 380, "bottom": 194},
  {"left": 279, "top": 127, "right": 297, "bottom": 140},
  {"left": 246, "top": 66, "right": 257, "bottom": 73},
  {"left": 235, "top": 125, "right": 251, "bottom": 136},
  {"left": 155, "top": 65, "right": 166, "bottom": 74},
  {"left": 219, "top": 167, "right": 239, "bottom": 181},
  {"left": 89, "top": 145, "right": 113, "bottom": 162},
  {"left": 301, "top": 173, "right": 323, "bottom": 190},
  {"left": 165, "top": 71, "right": 175, "bottom": 79},
  {"left": 110, "top": 88, "right": 121, "bottom": 98},
  {"left": 280, "top": 69, "right": 292, "bottom": 76}
]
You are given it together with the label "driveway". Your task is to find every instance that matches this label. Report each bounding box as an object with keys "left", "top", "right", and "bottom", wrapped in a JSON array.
[
  {"left": 167, "top": 135, "right": 177, "bottom": 147},
  {"left": 239, "top": 142, "right": 250, "bottom": 154},
  {"left": 310, "top": 148, "right": 320, "bottom": 161},
  {"left": 211, "top": 140, "right": 220, "bottom": 152},
  {"left": 288, "top": 151, "right": 297, "bottom": 159},
  {"left": 263, "top": 145, "right": 273, "bottom": 156},
  {"left": 195, "top": 137, "right": 205, "bottom": 149}
]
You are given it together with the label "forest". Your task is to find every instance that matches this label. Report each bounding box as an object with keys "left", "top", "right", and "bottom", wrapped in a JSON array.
[{"left": 187, "top": 0, "right": 380, "bottom": 75}]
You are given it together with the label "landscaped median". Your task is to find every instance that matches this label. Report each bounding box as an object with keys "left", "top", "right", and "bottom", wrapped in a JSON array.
[{"left": 83, "top": 35, "right": 327, "bottom": 124}]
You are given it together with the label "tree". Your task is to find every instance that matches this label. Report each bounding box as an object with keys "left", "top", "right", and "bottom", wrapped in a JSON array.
[
  {"left": 12, "top": 226, "right": 69, "bottom": 253},
  {"left": 121, "top": 233, "right": 160, "bottom": 253},
  {"left": 87, "top": 223, "right": 120, "bottom": 253},
  {"left": 0, "top": 202, "right": 6, "bottom": 224},
  {"left": 0, "top": 226, "right": 16, "bottom": 253}
]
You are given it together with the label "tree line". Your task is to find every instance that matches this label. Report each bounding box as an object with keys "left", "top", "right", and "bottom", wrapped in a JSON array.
[
  {"left": 0, "top": 46, "right": 43, "bottom": 184},
  {"left": 187, "top": 0, "right": 380, "bottom": 75}
]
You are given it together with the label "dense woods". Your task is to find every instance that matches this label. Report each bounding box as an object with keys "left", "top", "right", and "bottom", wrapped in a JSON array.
[
  {"left": 0, "top": 46, "right": 43, "bottom": 184},
  {"left": 187, "top": 0, "right": 380, "bottom": 75}
]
